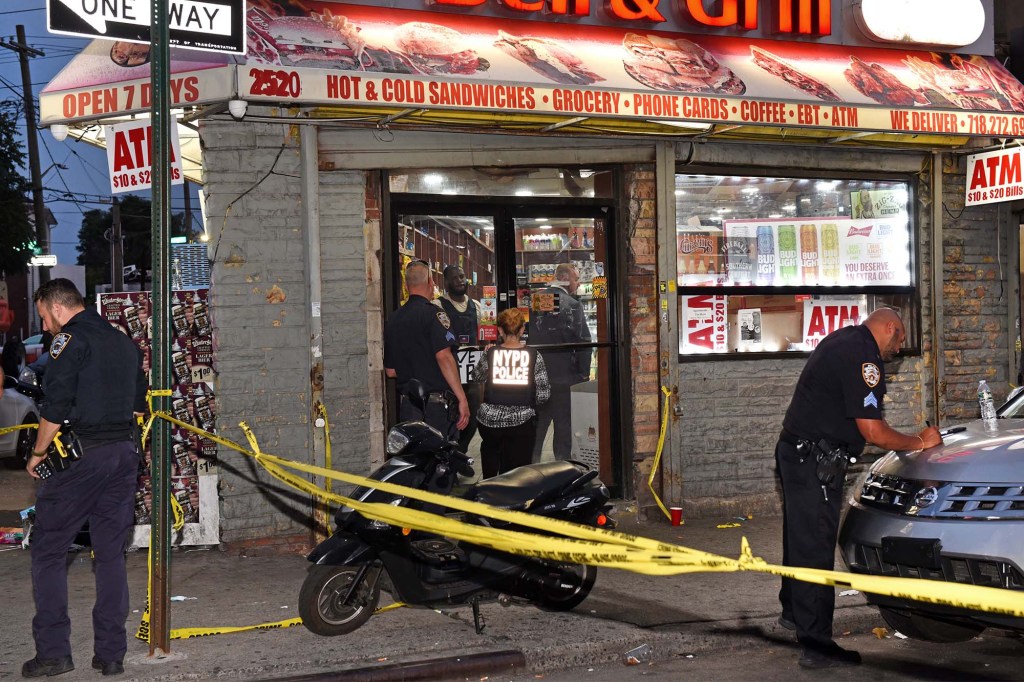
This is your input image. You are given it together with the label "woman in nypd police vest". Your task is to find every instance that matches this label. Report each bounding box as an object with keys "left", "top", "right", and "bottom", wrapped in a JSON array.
[{"left": 471, "top": 308, "right": 551, "bottom": 478}]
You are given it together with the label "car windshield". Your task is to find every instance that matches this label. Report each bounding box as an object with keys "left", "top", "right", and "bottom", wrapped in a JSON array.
[{"left": 997, "top": 386, "right": 1024, "bottom": 418}]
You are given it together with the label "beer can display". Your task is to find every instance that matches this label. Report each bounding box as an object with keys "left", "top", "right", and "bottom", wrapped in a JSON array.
[
  {"left": 820, "top": 223, "right": 841, "bottom": 284},
  {"left": 777, "top": 224, "right": 799, "bottom": 285},
  {"left": 755, "top": 225, "right": 776, "bottom": 286},
  {"left": 799, "top": 223, "right": 819, "bottom": 285},
  {"left": 724, "top": 223, "right": 756, "bottom": 285}
]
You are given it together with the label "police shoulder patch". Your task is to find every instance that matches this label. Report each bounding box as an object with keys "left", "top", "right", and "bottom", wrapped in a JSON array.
[
  {"left": 50, "top": 332, "right": 72, "bottom": 359},
  {"left": 861, "top": 363, "right": 881, "bottom": 387},
  {"left": 436, "top": 311, "right": 451, "bottom": 329}
]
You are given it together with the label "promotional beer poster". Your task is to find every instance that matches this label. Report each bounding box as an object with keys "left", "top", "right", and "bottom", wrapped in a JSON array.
[
  {"left": 703, "top": 218, "right": 912, "bottom": 287},
  {"left": 98, "top": 289, "right": 219, "bottom": 546}
]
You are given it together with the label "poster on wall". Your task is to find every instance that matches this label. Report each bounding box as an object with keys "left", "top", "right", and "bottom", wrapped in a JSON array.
[
  {"left": 801, "top": 297, "right": 865, "bottom": 350},
  {"left": 98, "top": 289, "right": 219, "bottom": 547},
  {"left": 713, "top": 218, "right": 911, "bottom": 287},
  {"left": 737, "top": 308, "right": 762, "bottom": 352},
  {"left": 681, "top": 295, "right": 728, "bottom": 354}
]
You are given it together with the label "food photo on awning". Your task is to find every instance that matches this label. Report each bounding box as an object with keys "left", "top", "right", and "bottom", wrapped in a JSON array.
[{"left": 36, "top": 0, "right": 1024, "bottom": 145}]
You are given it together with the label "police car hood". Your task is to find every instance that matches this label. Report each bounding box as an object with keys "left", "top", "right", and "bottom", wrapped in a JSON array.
[{"left": 873, "top": 419, "right": 1024, "bottom": 483}]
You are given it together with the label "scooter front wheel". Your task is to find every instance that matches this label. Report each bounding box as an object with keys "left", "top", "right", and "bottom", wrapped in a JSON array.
[
  {"left": 534, "top": 562, "right": 596, "bottom": 612},
  {"left": 299, "top": 563, "right": 381, "bottom": 636}
]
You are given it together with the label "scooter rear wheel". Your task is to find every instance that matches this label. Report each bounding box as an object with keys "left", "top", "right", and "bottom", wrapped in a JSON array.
[
  {"left": 299, "top": 564, "right": 380, "bottom": 636},
  {"left": 534, "top": 563, "right": 596, "bottom": 612}
]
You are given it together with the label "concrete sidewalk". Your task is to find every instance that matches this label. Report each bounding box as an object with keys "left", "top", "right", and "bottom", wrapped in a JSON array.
[{"left": 0, "top": 512, "right": 882, "bottom": 681}]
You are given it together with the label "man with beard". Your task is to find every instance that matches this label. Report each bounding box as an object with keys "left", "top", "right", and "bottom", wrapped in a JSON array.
[
  {"left": 435, "top": 265, "right": 481, "bottom": 453},
  {"left": 775, "top": 308, "right": 941, "bottom": 669}
]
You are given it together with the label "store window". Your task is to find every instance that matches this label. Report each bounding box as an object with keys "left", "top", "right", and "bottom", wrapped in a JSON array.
[{"left": 676, "top": 173, "right": 918, "bottom": 358}]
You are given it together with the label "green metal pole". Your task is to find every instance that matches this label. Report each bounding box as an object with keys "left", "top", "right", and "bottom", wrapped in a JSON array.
[{"left": 149, "top": 0, "right": 172, "bottom": 655}]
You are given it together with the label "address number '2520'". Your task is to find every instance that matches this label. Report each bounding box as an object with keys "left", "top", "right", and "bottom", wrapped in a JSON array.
[{"left": 249, "top": 69, "right": 301, "bottom": 99}]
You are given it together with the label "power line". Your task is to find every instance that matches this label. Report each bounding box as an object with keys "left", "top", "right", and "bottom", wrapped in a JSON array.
[{"left": 0, "top": 8, "right": 45, "bottom": 15}]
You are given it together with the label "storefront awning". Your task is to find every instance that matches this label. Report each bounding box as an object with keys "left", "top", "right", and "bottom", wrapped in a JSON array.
[{"left": 39, "top": 1, "right": 1024, "bottom": 151}]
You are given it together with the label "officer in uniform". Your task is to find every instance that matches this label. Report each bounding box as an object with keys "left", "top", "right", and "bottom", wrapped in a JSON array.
[
  {"left": 23, "top": 278, "right": 146, "bottom": 678},
  {"left": 435, "top": 265, "right": 481, "bottom": 453},
  {"left": 384, "top": 261, "right": 469, "bottom": 440},
  {"left": 776, "top": 308, "right": 941, "bottom": 669}
]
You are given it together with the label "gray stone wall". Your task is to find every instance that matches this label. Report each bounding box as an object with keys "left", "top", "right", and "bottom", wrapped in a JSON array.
[{"left": 201, "top": 119, "right": 371, "bottom": 543}]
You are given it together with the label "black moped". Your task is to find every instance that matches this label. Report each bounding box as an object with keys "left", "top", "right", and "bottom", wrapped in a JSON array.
[{"left": 298, "top": 417, "right": 615, "bottom": 636}]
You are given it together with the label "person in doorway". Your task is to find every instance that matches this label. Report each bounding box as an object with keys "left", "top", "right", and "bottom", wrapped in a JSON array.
[
  {"left": 529, "top": 263, "right": 591, "bottom": 461},
  {"left": 471, "top": 308, "right": 550, "bottom": 478},
  {"left": 775, "top": 308, "right": 941, "bottom": 669},
  {"left": 434, "top": 265, "right": 481, "bottom": 453},
  {"left": 24, "top": 278, "right": 147, "bottom": 678},
  {"left": 384, "top": 260, "right": 469, "bottom": 440}
]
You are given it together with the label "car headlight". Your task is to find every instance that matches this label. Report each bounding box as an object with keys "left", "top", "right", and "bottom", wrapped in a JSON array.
[{"left": 386, "top": 427, "right": 411, "bottom": 456}]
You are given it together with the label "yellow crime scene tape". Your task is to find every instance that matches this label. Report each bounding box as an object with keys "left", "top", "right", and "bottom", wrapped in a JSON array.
[{"left": 8, "top": 395, "right": 1024, "bottom": 638}]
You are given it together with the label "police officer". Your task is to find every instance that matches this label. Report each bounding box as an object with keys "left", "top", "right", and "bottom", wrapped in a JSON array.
[
  {"left": 530, "top": 263, "right": 591, "bottom": 461},
  {"left": 776, "top": 308, "right": 941, "bottom": 669},
  {"left": 384, "top": 261, "right": 469, "bottom": 439},
  {"left": 472, "top": 308, "right": 550, "bottom": 478},
  {"left": 435, "top": 265, "right": 481, "bottom": 452},
  {"left": 23, "top": 278, "right": 146, "bottom": 678}
]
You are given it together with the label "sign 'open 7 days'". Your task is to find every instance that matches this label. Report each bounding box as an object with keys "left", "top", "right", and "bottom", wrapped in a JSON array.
[{"left": 48, "top": 0, "right": 244, "bottom": 54}]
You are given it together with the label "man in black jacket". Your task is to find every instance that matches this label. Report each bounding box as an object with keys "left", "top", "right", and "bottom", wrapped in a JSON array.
[
  {"left": 530, "top": 263, "right": 591, "bottom": 461},
  {"left": 24, "top": 278, "right": 147, "bottom": 678}
]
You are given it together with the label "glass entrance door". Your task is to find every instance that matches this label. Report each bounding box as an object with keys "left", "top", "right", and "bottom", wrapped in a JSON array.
[{"left": 391, "top": 198, "right": 618, "bottom": 487}]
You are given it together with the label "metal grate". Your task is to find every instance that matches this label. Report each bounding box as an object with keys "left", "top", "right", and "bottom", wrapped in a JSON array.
[
  {"left": 859, "top": 475, "right": 1024, "bottom": 519},
  {"left": 852, "top": 544, "right": 1024, "bottom": 590}
]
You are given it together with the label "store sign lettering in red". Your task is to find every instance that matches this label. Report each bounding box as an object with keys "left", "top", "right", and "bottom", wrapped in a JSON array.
[
  {"left": 430, "top": 0, "right": 831, "bottom": 35},
  {"left": 965, "top": 147, "right": 1024, "bottom": 206}
]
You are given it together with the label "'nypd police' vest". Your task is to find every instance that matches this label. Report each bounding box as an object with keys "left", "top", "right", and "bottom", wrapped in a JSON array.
[{"left": 483, "top": 346, "right": 537, "bottom": 407}]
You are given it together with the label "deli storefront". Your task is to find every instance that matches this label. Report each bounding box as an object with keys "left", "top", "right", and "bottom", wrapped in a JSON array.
[{"left": 40, "top": 0, "right": 1024, "bottom": 541}]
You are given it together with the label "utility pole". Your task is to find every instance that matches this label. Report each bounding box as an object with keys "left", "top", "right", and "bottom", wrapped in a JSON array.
[
  {"left": 0, "top": 26, "right": 48, "bottom": 285},
  {"left": 112, "top": 197, "right": 123, "bottom": 291}
]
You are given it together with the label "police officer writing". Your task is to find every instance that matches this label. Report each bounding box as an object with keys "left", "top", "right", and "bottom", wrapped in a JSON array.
[
  {"left": 776, "top": 308, "right": 941, "bottom": 670},
  {"left": 23, "top": 279, "right": 147, "bottom": 678},
  {"left": 435, "top": 265, "right": 481, "bottom": 453},
  {"left": 384, "top": 261, "right": 469, "bottom": 439},
  {"left": 530, "top": 263, "right": 591, "bottom": 461},
  {"left": 472, "top": 308, "right": 550, "bottom": 478}
]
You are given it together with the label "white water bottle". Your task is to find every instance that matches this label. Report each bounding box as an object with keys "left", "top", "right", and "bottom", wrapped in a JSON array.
[{"left": 978, "top": 380, "right": 997, "bottom": 426}]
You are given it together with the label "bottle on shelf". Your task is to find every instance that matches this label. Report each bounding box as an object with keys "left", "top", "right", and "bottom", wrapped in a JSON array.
[{"left": 570, "top": 229, "right": 581, "bottom": 249}]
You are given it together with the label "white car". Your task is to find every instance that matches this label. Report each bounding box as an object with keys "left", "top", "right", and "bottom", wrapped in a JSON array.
[{"left": 0, "top": 372, "right": 38, "bottom": 465}]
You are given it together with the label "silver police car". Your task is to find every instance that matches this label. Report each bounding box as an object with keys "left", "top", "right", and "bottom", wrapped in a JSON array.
[{"left": 839, "top": 388, "right": 1024, "bottom": 643}]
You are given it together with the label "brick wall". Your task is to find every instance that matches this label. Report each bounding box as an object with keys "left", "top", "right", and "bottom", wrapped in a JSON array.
[
  {"left": 624, "top": 166, "right": 661, "bottom": 510},
  {"left": 201, "top": 120, "right": 372, "bottom": 543}
]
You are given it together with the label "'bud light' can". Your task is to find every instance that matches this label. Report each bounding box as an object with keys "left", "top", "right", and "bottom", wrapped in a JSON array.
[
  {"left": 755, "top": 225, "right": 776, "bottom": 286},
  {"left": 799, "top": 224, "right": 819, "bottom": 285},
  {"left": 777, "top": 224, "right": 798, "bottom": 285},
  {"left": 820, "top": 223, "right": 840, "bottom": 284}
]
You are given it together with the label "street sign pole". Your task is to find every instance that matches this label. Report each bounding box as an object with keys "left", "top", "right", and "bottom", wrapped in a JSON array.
[{"left": 149, "top": 0, "right": 173, "bottom": 656}]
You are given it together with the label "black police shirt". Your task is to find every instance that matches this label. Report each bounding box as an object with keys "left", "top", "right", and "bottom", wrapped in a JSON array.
[
  {"left": 384, "top": 294, "right": 459, "bottom": 394},
  {"left": 42, "top": 308, "right": 147, "bottom": 440},
  {"left": 782, "top": 324, "right": 885, "bottom": 455}
]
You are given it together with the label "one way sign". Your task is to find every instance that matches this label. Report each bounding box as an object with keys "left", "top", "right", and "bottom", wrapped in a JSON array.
[{"left": 48, "top": 0, "right": 244, "bottom": 55}]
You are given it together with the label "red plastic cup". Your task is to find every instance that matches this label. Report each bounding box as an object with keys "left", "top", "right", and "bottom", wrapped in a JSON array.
[{"left": 670, "top": 507, "right": 683, "bottom": 526}]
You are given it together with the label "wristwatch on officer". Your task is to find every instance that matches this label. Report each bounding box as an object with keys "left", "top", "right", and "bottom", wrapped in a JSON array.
[{"left": 31, "top": 447, "right": 47, "bottom": 457}]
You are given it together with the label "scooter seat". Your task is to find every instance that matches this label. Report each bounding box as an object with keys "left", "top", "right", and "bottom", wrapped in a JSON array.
[{"left": 471, "top": 461, "right": 583, "bottom": 510}]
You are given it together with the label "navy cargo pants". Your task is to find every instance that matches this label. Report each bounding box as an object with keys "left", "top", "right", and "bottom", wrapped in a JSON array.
[
  {"left": 31, "top": 440, "right": 139, "bottom": 662},
  {"left": 775, "top": 438, "right": 844, "bottom": 651}
]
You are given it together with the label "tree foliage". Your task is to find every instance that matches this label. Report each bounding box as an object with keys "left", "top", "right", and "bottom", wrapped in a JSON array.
[
  {"left": 76, "top": 195, "right": 183, "bottom": 295},
  {"left": 0, "top": 101, "right": 34, "bottom": 277}
]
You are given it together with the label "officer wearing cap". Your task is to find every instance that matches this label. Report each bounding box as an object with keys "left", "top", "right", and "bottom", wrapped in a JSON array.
[
  {"left": 23, "top": 278, "right": 146, "bottom": 678},
  {"left": 385, "top": 261, "right": 469, "bottom": 439},
  {"left": 776, "top": 308, "right": 941, "bottom": 670}
]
